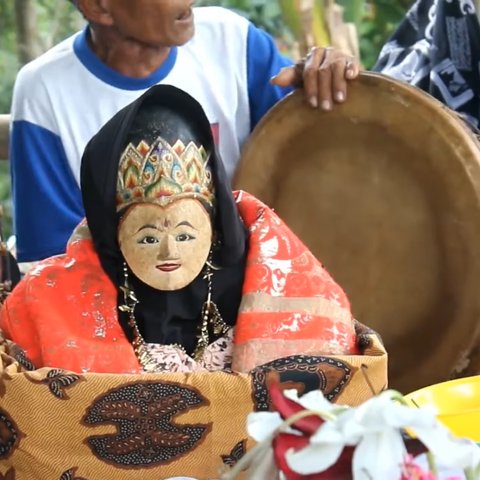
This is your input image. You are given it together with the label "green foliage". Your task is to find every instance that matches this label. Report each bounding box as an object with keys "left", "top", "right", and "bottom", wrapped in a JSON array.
[
  {"left": 0, "top": 164, "right": 12, "bottom": 238},
  {"left": 0, "top": 0, "right": 82, "bottom": 113},
  {"left": 0, "top": 1, "right": 82, "bottom": 237},
  {"left": 195, "top": 0, "right": 286, "bottom": 35},
  {"left": 338, "top": 0, "right": 413, "bottom": 68},
  {"left": 196, "top": 0, "right": 412, "bottom": 69},
  {"left": 0, "top": 2, "right": 19, "bottom": 114}
]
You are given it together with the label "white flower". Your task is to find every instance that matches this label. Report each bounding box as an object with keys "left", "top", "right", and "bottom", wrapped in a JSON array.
[
  {"left": 247, "top": 389, "right": 346, "bottom": 443},
  {"left": 285, "top": 389, "right": 480, "bottom": 480},
  {"left": 284, "top": 418, "right": 350, "bottom": 473},
  {"left": 245, "top": 388, "right": 480, "bottom": 480},
  {"left": 283, "top": 388, "right": 348, "bottom": 416},
  {"left": 410, "top": 421, "right": 480, "bottom": 474},
  {"left": 247, "top": 411, "right": 283, "bottom": 442}
]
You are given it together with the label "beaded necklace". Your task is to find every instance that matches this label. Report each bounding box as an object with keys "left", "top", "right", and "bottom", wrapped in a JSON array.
[{"left": 119, "top": 259, "right": 229, "bottom": 372}]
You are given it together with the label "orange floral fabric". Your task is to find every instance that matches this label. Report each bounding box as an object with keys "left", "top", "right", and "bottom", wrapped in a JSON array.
[
  {"left": 0, "top": 192, "right": 357, "bottom": 373},
  {"left": 233, "top": 191, "right": 358, "bottom": 371}
]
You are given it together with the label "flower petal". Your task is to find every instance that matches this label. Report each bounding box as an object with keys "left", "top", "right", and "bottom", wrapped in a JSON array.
[
  {"left": 310, "top": 420, "right": 349, "bottom": 445},
  {"left": 285, "top": 441, "right": 345, "bottom": 474},
  {"left": 273, "top": 433, "right": 310, "bottom": 480},
  {"left": 247, "top": 412, "right": 283, "bottom": 442},
  {"left": 415, "top": 423, "right": 480, "bottom": 471},
  {"left": 284, "top": 389, "right": 345, "bottom": 414},
  {"left": 352, "top": 431, "right": 406, "bottom": 480}
]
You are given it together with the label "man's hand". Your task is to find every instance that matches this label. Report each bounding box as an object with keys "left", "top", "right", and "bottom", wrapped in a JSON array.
[{"left": 271, "top": 46, "right": 360, "bottom": 111}]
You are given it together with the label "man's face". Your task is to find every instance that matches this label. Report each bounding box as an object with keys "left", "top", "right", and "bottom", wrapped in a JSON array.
[
  {"left": 102, "top": 0, "right": 195, "bottom": 47},
  {"left": 118, "top": 199, "right": 212, "bottom": 291}
]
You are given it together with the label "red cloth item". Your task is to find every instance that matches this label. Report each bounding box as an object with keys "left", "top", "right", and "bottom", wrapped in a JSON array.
[
  {"left": 233, "top": 191, "right": 358, "bottom": 371},
  {"left": 0, "top": 192, "right": 357, "bottom": 373}
]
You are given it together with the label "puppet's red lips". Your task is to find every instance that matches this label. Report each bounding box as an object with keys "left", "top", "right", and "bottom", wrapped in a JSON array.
[{"left": 156, "top": 263, "right": 181, "bottom": 272}]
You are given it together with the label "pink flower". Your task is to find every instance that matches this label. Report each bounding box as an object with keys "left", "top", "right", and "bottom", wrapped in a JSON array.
[
  {"left": 401, "top": 455, "right": 437, "bottom": 480},
  {"left": 400, "top": 455, "right": 464, "bottom": 480}
]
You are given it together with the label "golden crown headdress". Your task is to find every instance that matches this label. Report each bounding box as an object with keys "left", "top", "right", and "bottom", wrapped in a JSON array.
[{"left": 116, "top": 136, "right": 215, "bottom": 211}]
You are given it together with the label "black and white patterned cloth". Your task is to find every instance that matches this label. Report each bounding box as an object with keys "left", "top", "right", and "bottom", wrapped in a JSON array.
[{"left": 374, "top": 0, "right": 480, "bottom": 128}]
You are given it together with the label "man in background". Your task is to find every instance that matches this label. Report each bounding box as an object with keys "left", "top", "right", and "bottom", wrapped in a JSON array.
[
  {"left": 374, "top": 0, "right": 480, "bottom": 128},
  {"left": 10, "top": 0, "right": 359, "bottom": 263}
]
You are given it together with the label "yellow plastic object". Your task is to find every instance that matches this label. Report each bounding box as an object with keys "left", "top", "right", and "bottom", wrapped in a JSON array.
[{"left": 405, "top": 376, "right": 480, "bottom": 442}]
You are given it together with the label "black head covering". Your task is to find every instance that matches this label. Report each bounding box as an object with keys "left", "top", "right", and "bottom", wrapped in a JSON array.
[{"left": 81, "top": 85, "right": 247, "bottom": 352}]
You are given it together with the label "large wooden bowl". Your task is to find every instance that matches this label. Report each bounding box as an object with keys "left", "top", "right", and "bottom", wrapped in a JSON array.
[{"left": 234, "top": 72, "right": 480, "bottom": 392}]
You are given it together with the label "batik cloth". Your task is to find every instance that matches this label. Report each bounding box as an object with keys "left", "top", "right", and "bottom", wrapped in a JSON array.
[
  {"left": 374, "top": 0, "right": 480, "bottom": 128},
  {"left": 0, "top": 324, "right": 386, "bottom": 480}
]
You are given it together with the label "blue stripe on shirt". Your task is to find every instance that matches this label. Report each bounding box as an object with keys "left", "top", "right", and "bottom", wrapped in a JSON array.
[
  {"left": 11, "top": 121, "right": 84, "bottom": 261},
  {"left": 73, "top": 27, "right": 178, "bottom": 91},
  {"left": 246, "top": 23, "right": 294, "bottom": 130}
]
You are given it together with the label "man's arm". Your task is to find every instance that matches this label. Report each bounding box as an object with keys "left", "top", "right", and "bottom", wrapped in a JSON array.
[
  {"left": 10, "top": 120, "right": 83, "bottom": 262},
  {"left": 246, "top": 24, "right": 294, "bottom": 130},
  {"left": 246, "top": 24, "right": 360, "bottom": 118}
]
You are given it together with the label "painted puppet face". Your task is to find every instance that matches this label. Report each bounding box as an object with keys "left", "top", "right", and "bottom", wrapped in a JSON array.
[{"left": 118, "top": 198, "right": 212, "bottom": 290}]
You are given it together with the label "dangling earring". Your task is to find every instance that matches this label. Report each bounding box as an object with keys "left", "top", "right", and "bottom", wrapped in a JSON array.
[
  {"left": 193, "top": 251, "right": 229, "bottom": 361},
  {"left": 119, "top": 258, "right": 228, "bottom": 368},
  {"left": 118, "top": 263, "right": 150, "bottom": 365},
  {"left": 118, "top": 262, "right": 186, "bottom": 372},
  {"left": 205, "top": 257, "right": 221, "bottom": 271},
  {"left": 205, "top": 238, "right": 221, "bottom": 271},
  {"left": 119, "top": 262, "right": 138, "bottom": 317}
]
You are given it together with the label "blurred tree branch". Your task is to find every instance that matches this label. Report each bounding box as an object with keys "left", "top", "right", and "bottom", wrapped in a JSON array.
[
  {"left": 37, "top": 1, "right": 69, "bottom": 52},
  {"left": 14, "top": 0, "right": 39, "bottom": 64}
]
